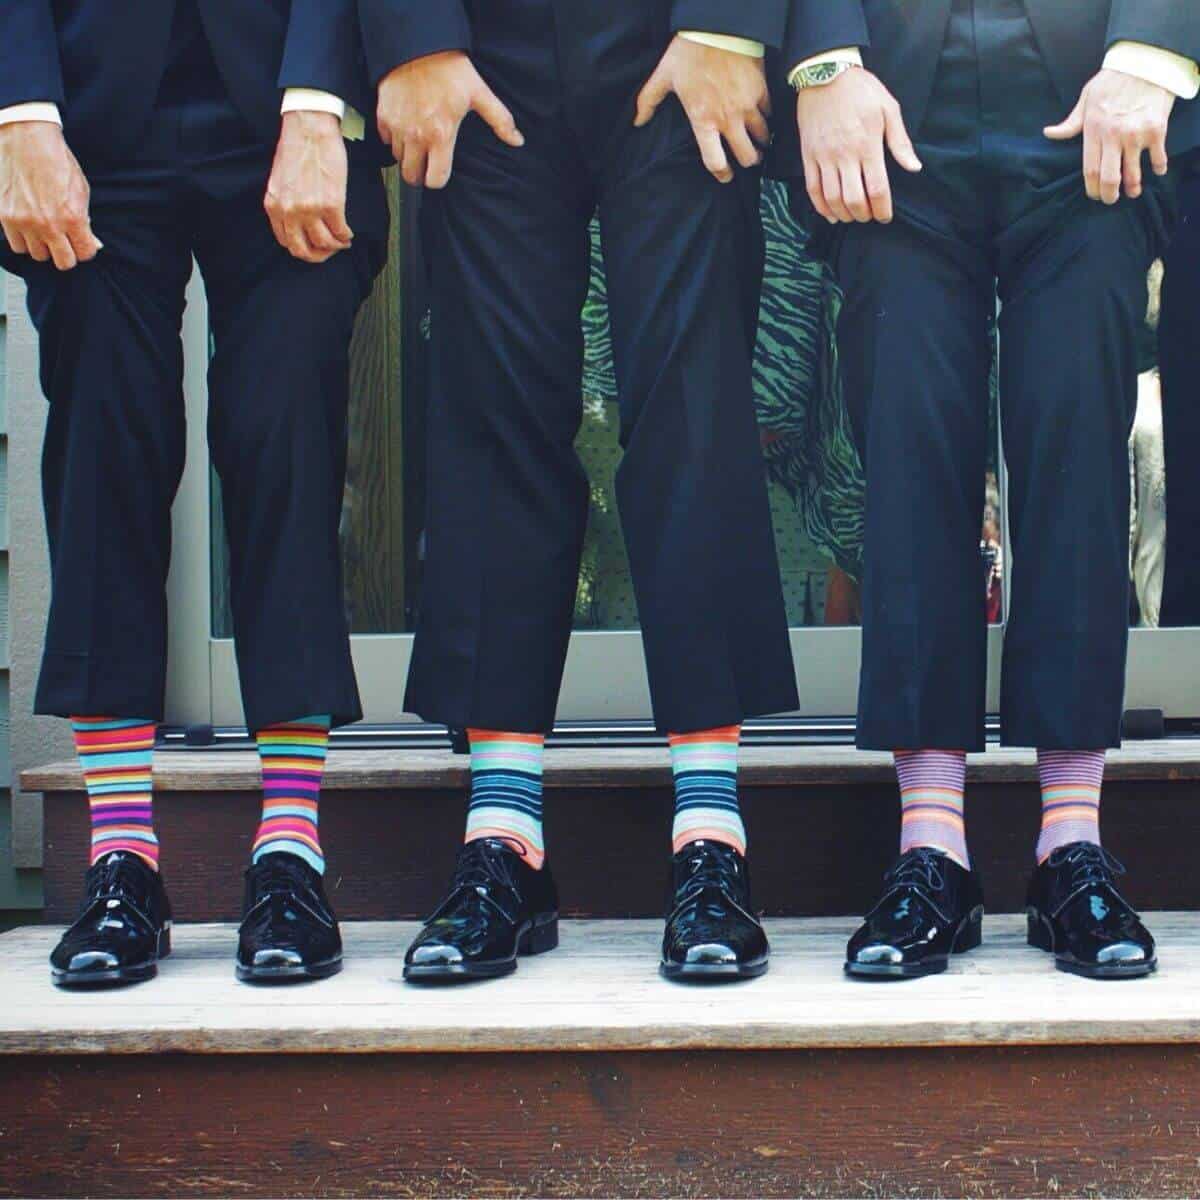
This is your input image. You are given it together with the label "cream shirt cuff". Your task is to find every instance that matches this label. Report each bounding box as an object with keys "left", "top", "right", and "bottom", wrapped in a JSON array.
[
  {"left": 281, "top": 88, "right": 366, "bottom": 142},
  {"left": 788, "top": 46, "right": 864, "bottom": 88},
  {"left": 678, "top": 32, "right": 765, "bottom": 59},
  {"left": 1104, "top": 41, "right": 1200, "bottom": 101},
  {"left": 0, "top": 102, "right": 63, "bottom": 128}
]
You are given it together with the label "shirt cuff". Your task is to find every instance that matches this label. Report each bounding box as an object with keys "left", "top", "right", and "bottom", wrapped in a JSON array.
[
  {"left": 281, "top": 88, "right": 365, "bottom": 142},
  {"left": 788, "top": 46, "right": 863, "bottom": 88},
  {"left": 1104, "top": 41, "right": 1200, "bottom": 101},
  {"left": 678, "top": 32, "right": 765, "bottom": 58},
  {"left": 0, "top": 102, "right": 63, "bottom": 129}
]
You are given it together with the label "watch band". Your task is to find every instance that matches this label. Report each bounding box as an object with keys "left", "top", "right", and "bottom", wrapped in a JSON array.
[{"left": 792, "top": 60, "right": 856, "bottom": 91}]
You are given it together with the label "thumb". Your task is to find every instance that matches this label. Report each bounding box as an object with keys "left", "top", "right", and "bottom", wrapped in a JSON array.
[
  {"left": 1045, "top": 96, "right": 1085, "bottom": 140},
  {"left": 472, "top": 84, "right": 524, "bottom": 148},
  {"left": 635, "top": 65, "right": 671, "bottom": 128},
  {"left": 883, "top": 105, "right": 922, "bottom": 173}
]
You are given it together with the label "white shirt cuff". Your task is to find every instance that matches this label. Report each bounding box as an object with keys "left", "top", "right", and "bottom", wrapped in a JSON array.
[
  {"left": 678, "top": 32, "right": 765, "bottom": 59},
  {"left": 0, "top": 102, "right": 63, "bottom": 129},
  {"left": 1104, "top": 41, "right": 1200, "bottom": 101},
  {"left": 281, "top": 88, "right": 365, "bottom": 142},
  {"left": 788, "top": 46, "right": 863, "bottom": 88}
]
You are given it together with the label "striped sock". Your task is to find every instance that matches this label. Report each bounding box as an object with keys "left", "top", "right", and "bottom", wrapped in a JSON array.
[
  {"left": 1036, "top": 749, "right": 1104, "bottom": 863},
  {"left": 465, "top": 730, "right": 546, "bottom": 869},
  {"left": 253, "top": 716, "right": 331, "bottom": 874},
  {"left": 895, "top": 750, "right": 969, "bottom": 869},
  {"left": 669, "top": 726, "right": 745, "bottom": 855},
  {"left": 72, "top": 717, "right": 159, "bottom": 871}
]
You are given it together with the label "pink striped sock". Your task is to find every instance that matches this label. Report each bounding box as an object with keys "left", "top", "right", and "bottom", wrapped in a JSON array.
[
  {"left": 1036, "top": 750, "right": 1104, "bottom": 863},
  {"left": 895, "top": 750, "right": 969, "bottom": 869}
]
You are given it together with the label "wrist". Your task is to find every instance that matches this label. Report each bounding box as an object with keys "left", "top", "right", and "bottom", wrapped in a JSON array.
[{"left": 280, "top": 109, "right": 342, "bottom": 138}]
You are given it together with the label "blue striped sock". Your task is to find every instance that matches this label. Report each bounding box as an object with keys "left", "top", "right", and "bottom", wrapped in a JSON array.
[
  {"left": 669, "top": 726, "right": 745, "bottom": 854},
  {"left": 465, "top": 730, "right": 546, "bottom": 869}
]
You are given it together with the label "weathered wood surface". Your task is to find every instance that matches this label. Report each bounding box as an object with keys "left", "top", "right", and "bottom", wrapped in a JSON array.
[
  {"left": 39, "top": 778, "right": 1200, "bottom": 921},
  {"left": 3, "top": 915, "right": 1200, "bottom": 1056},
  {"left": 21, "top": 738, "right": 1200, "bottom": 793},
  {"left": 5, "top": 1045, "right": 1200, "bottom": 1198}
]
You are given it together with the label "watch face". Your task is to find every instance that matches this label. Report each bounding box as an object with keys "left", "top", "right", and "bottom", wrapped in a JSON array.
[{"left": 797, "top": 61, "right": 851, "bottom": 89}]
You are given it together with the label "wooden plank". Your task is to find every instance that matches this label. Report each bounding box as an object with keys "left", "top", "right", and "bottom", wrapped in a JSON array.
[
  {"left": 20, "top": 738, "right": 1200, "bottom": 794},
  {"left": 3, "top": 915, "right": 1200, "bottom": 1055},
  {"left": 5, "top": 1044, "right": 1200, "bottom": 1198}
]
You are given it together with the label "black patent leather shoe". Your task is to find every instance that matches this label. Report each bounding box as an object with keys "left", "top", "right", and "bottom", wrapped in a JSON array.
[
  {"left": 50, "top": 852, "right": 172, "bottom": 988},
  {"left": 661, "top": 840, "right": 769, "bottom": 982},
  {"left": 846, "top": 848, "right": 984, "bottom": 980},
  {"left": 236, "top": 852, "right": 343, "bottom": 983},
  {"left": 404, "top": 839, "right": 559, "bottom": 983},
  {"left": 1026, "top": 842, "right": 1156, "bottom": 979}
]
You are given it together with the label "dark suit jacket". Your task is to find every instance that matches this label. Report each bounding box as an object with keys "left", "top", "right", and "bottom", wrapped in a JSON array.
[
  {"left": 357, "top": 0, "right": 793, "bottom": 85},
  {"left": 771, "top": 0, "right": 1200, "bottom": 176},
  {"left": 0, "top": 0, "right": 388, "bottom": 164}
]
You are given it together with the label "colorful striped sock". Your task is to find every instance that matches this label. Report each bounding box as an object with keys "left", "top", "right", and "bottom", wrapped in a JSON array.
[
  {"left": 1036, "top": 749, "right": 1104, "bottom": 863},
  {"left": 669, "top": 726, "right": 745, "bottom": 855},
  {"left": 465, "top": 730, "right": 546, "bottom": 869},
  {"left": 895, "top": 749, "right": 969, "bottom": 869},
  {"left": 72, "top": 717, "right": 159, "bottom": 871},
  {"left": 253, "top": 716, "right": 331, "bottom": 874}
]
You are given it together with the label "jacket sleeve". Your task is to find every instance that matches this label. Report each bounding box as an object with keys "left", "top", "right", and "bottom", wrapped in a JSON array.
[
  {"left": 1109, "top": 0, "right": 1200, "bottom": 66},
  {"left": 356, "top": 0, "right": 472, "bottom": 85},
  {"left": 781, "top": 0, "right": 870, "bottom": 73},
  {"left": 670, "top": 1, "right": 790, "bottom": 51},
  {"left": 0, "top": 1, "right": 64, "bottom": 110},
  {"left": 280, "top": 0, "right": 365, "bottom": 99}
]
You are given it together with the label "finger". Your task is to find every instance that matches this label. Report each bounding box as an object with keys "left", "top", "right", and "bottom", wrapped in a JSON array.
[
  {"left": 803, "top": 155, "right": 834, "bottom": 223},
  {"left": 285, "top": 221, "right": 321, "bottom": 264},
  {"left": 46, "top": 232, "right": 78, "bottom": 271},
  {"left": 759, "top": 87, "right": 773, "bottom": 118},
  {"left": 747, "top": 109, "right": 771, "bottom": 149},
  {"left": 65, "top": 218, "right": 101, "bottom": 263},
  {"left": 1123, "top": 141, "right": 1144, "bottom": 200},
  {"left": 1045, "top": 97, "right": 1085, "bottom": 141},
  {"left": 883, "top": 105, "right": 923, "bottom": 172},
  {"left": 1099, "top": 136, "right": 1122, "bottom": 205},
  {"left": 1149, "top": 129, "right": 1169, "bottom": 177},
  {"left": 635, "top": 67, "right": 671, "bottom": 128},
  {"left": 862, "top": 146, "right": 893, "bottom": 223},
  {"left": 726, "top": 121, "right": 761, "bottom": 171},
  {"left": 324, "top": 206, "right": 354, "bottom": 245},
  {"left": 424, "top": 125, "right": 461, "bottom": 190},
  {"left": 695, "top": 125, "right": 733, "bottom": 183},
  {"left": 1, "top": 223, "right": 29, "bottom": 256},
  {"left": 303, "top": 217, "right": 344, "bottom": 254},
  {"left": 1082, "top": 124, "right": 1102, "bottom": 200},
  {"left": 839, "top": 159, "right": 872, "bottom": 222},
  {"left": 26, "top": 234, "right": 51, "bottom": 263},
  {"left": 821, "top": 159, "right": 852, "bottom": 223},
  {"left": 376, "top": 118, "right": 399, "bottom": 162},
  {"left": 400, "top": 139, "right": 429, "bottom": 188},
  {"left": 473, "top": 85, "right": 524, "bottom": 147}
]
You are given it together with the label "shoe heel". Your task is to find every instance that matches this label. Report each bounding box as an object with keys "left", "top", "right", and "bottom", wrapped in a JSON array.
[
  {"left": 519, "top": 917, "right": 559, "bottom": 956},
  {"left": 953, "top": 907, "right": 984, "bottom": 954},
  {"left": 1026, "top": 909, "right": 1053, "bottom": 951},
  {"left": 157, "top": 925, "right": 172, "bottom": 961}
]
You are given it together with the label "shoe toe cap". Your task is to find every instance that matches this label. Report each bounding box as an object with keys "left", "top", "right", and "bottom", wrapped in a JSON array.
[
  {"left": 851, "top": 942, "right": 905, "bottom": 967},
  {"left": 251, "top": 947, "right": 304, "bottom": 969},
  {"left": 683, "top": 941, "right": 739, "bottom": 967},
  {"left": 1097, "top": 940, "right": 1151, "bottom": 965},
  {"left": 407, "top": 941, "right": 465, "bottom": 968}
]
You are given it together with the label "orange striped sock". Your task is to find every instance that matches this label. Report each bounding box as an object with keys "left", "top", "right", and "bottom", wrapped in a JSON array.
[
  {"left": 1036, "top": 750, "right": 1104, "bottom": 863},
  {"left": 72, "top": 717, "right": 159, "bottom": 871},
  {"left": 669, "top": 726, "right": 744, "bottom": 855},
  {"left": 895, "top": 750, "right": 969, "bottom": 869},
  {"left": 465, "top": 730, "right": 546, "bottom": 869}
]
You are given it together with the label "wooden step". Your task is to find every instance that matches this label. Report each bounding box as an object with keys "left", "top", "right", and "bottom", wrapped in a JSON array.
[
  {"left": 26, "top": 742, "right": 1200, "bottom": 922},
  {"left": 3, "top": 916, "right": 1200, "bottom": 1198}
]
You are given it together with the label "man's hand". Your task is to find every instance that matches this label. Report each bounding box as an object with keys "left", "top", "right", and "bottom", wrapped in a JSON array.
[
  {"left": 1045, "top": 69, "right": 1176, "bottom": 205},
  {"left": 0, "top": 121, "right": 101, "bottom": 271},
  {"left": 265, "top": 110, "right": 353, "bottom": 264},
  {"left": 377, "top": 51, "right": 524, "bottom": 189},
  {"left": 635, "top": 36, "right": 770, "bottom": 183},
  {"left": 795, "top": 67, "right": 922, "bottom": 224}
]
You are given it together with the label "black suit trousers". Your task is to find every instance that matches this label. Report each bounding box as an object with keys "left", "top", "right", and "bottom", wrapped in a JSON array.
[
  {"left": 2, "top": 91, "right": 387, "bottom": 732},
  {"left": 403, "top": 3, "right": 798, "bottom": 733}
]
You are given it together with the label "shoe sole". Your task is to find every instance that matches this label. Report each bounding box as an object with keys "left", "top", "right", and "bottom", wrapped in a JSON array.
[
  {"left": 403, "top": 917, "right": 559, "bottom": 985},
  {"left": 844, "top": 906, "right": 984, "bottom": 981},
  {"left": 51, "top": 927, "right": 171, "bottom": 989},
  {"left": 236, "top": 956, "right": 344, "bottom": 984},
  {"left": 660, "top": 958, "right": 769, "bottom": 983},
  {"left": 1027, "top": 910, "right": 1157, "bottom": 980}
]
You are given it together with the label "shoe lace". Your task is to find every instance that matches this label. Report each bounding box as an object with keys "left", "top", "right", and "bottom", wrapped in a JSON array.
[
  {"left": 1047, "top": 842, "right": 1125, "bottom": 892},
  {"left": 883, "top": 848, "right": 948, "bottom": 895},
  {"left": 678, "top": 841, "right": 739, "bottom": 899},
  {"left": 452, "top": 839, "right": 520, "bottom": 896},
  {"left": 86, "top": 853, "right": 149, "bottom": 906},
  {"left": 253, "top": 854, "right": 308, "bottom": 897}
]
